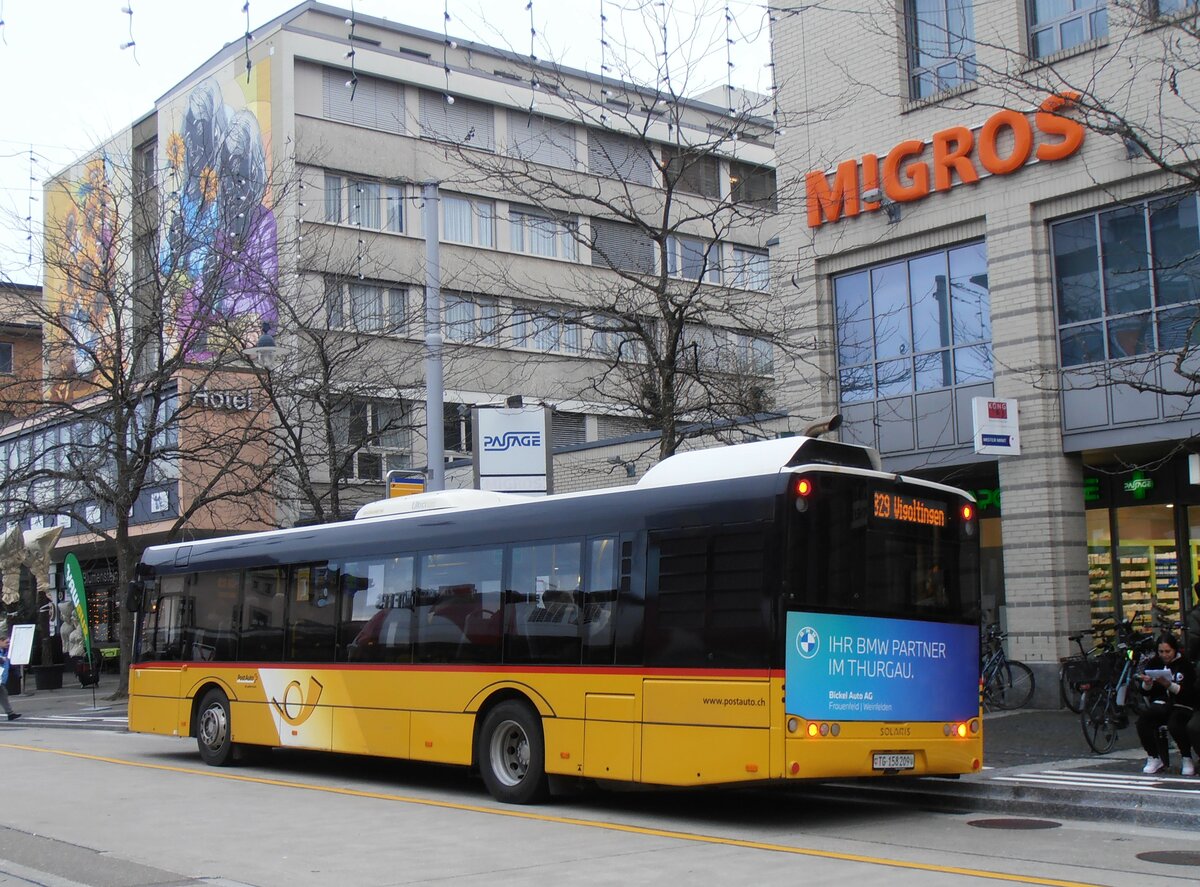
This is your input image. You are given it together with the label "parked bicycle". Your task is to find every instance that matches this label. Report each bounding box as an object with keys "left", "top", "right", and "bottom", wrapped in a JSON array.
[
  {"left": 1078, "top": 620, "right": 1157, "bottom": 753},
  {"left": 980, "top": 623, "right": 1036, "bottom": 711},
  {"left": 1058, "top": 620, "right": 1115, "bottom": 713}
]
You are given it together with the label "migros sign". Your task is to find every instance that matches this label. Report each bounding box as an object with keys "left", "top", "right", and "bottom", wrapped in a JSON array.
[{"left": 806, "top": 92, "right": 1085, "bottom": 228}]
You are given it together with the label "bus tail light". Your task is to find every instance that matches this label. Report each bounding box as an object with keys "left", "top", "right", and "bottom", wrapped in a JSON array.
[
  {"left": 793, "top": 476, "right": 814, "bottom": 513},
  {"left": 961, "top": 503, "right": 976, "bottom": 537}
]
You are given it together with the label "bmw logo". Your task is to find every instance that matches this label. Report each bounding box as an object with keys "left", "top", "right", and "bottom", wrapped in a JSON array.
[{"left": 795, "top": 626, "right": 820, "bottom": 659}]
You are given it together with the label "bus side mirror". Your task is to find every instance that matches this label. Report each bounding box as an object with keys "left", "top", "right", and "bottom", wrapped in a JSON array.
[{"left": 126, "top": 580, "right": 144, "bottom": 613}]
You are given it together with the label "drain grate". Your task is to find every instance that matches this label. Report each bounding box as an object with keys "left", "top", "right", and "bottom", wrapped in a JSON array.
[
  {"left": 1136, "top": 851, "right": 1200, "bottom": 867},
  {"left": 967, "top": 818, "right": 1062, "bottom": 830}
]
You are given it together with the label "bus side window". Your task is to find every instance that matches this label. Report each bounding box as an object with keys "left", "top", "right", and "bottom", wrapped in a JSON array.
[
  {"left": 286, "top": 564, "right": 336, "bottom": 663},
  {"left": 181, "top": 570, "right": 240, "bottom": 661},
  {"left": 240, "top": 568, "right": 286, "bottom": 662},
  {"left": 505, "top": 540, "right": 582, "bottom": 665},
  {"left": 140, "top": 575, "right": 185, "bottom": 661},
  {"left": 583, "top": 536, "right": 618, "bottom": 665},
  {"left": 340, "top": 556, "right": 414, "bottom": 663},
  {"left": 416, "top": 548, "right": 502, "bottom": 663}
]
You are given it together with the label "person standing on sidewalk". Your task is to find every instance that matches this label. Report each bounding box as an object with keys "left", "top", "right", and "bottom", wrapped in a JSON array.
[
  {"left": 0, "top": 636, "right": 21, "bottom": 722},
  {"left": 1136, "top": 633, "right": 1194, "bottom": 775}
]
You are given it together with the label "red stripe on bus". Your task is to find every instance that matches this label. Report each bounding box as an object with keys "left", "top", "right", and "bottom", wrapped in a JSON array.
[{"left": 131, "top": 662, "right": 775, "bottom": 678}]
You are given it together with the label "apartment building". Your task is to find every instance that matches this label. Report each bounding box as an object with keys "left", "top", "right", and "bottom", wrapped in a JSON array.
[
  {"left": 2, "top": 1, "right": 778, "bottom": 640},
  {"left": 773, "top": 1, "right": 1200, "bottom": 695}
]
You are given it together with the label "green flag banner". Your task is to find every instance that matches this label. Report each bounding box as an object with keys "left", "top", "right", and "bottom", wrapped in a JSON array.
[{"left": 63, "top": 553, "right": 91, "bottom": 661}]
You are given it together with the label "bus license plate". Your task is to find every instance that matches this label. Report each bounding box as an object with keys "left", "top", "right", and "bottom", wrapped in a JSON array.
[{"left": 873, "top": 753, "right": 915, "bottom": 771}]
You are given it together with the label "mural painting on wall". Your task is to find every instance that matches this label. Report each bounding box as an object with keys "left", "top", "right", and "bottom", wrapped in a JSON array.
[
  {"left": 44, "top": 154, "right": 120, "bottom": 402},
  {"left": 161, "top": 60, "right": 277, "bottom": 361}
]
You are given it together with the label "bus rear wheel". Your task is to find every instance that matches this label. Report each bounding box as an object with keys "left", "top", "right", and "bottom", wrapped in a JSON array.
[
  {"left": 196, "top": 689, "right": 236, "bottom": 766},
  {"left": 479, "top": 701, "right": 549, "bottom": 804}
]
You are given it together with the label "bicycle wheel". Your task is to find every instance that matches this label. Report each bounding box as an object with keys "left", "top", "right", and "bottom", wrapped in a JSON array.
[
  {"left": 1080, "top": 688, "right": 1119, "bottom": 754},
  {"left": 1059, "top": 665, "right": 1084, "bottom": 714},
  {"left": 989, "top": 660, "right": 1035, "bottom": 710}
]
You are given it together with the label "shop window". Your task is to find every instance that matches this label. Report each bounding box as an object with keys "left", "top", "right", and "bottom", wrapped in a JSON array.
[
  {"left": 1053, "top": 194, "right": 1200, "bottom": 366},
  {"left": 906, "top": 0, "right": 977, "bottom": 99},
  {"left": 834, "top": 240, "right": 991, "bottom": 402},
  {"left": 1028, "top": 0, "right": 1107, "bottom": 59},
  {"left": 1086, "top": 508, "right": 1115, "bottom": 634},
  {"left": 1115, "top": 505, "right": 1179, "bottom": 632}
]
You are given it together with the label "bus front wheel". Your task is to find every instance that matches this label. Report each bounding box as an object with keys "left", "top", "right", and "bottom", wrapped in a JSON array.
[
  {"left": 196, "top": 689, "right": 235, "bottom": 766},
  {"left": 479, "top": 701, "right": 549, "bottom": 804}
]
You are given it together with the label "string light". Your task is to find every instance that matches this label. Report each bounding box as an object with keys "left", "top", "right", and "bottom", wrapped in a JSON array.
[
  {"left": 527, "top": 1, "right": 538, "bottom": 112},
  {"left": 725, "top": 2, "right": 736, "bottom": 117},
  {"left": 26, "top": 146, "right": 36, "bottom": 263},
  {"left": 443, "top": 1, "right": 454, "bottom": 104},
  {"left": 243, "top": 2, "right": 253, "bottom": 83},
  {"left": 1, "top": 0, "right": 7, "bottom": 46},
  {"left": 346, "top": 1, "right": 359, "bottom": 99},
  {"left": 119, "top": 4, "right": 138, "bottom": 62}
]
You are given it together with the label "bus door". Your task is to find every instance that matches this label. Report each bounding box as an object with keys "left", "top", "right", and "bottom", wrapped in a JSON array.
[{"left": 129, "top": 575, "right": 187, "bottom": 734}]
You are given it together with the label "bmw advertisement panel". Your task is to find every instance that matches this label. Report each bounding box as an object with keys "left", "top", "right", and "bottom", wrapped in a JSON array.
[{"left": 785, "top": 611, "right": 979, "bottom": 721}]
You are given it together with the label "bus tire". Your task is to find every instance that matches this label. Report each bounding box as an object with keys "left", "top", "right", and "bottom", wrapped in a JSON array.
[
  {"left": 196, "top": 689, "right": 235, "bottom": 767},
  {"left": 478, "top": 701, "right": 549, "bottom": 804}
]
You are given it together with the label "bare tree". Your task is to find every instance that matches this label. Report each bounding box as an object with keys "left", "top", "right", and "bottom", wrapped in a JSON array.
[{"left": 425, "top": 1, "right": 812, "bottom": 460}]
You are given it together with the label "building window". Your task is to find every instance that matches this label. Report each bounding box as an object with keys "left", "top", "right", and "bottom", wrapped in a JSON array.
[
  {"left": 1028, "top": 0, "right": 1107, "bottom": 58},
  {"left": 513, "top": 307, "right": 583, "bottom": 354},
  {"left": 324, "top": 173, "right": 403, "bottom": 233},
  {"left": 666, "top": 236, "right": 721, "bottom": 283},
  {"left": 0, "top": 343, "right": 11, "bottom": 374},
  {"left": 729, "top": 161, "right": 777, "bottom": 210},
  {"left": 324, "top": 277, "right": 407, "bottom": 333},
  {"left": 834, "top": 241, "right": 991, "bottom": 403},
  {"left": 737, "top": 333, "right": 774, "bottom": 375},
  {"left": 442, "top": 194, "right": 495, "bottom": 247},
  {"left": 1052, "top": 194, "right": 1200, "bottom": 367},
  {"left": 906, "top": 0, "right": 976, "bottom": 99},
  {"left": 322, "top": 68, "right": 405, "bottom": 134},
  {"left": 662, "top": 147, "right": 720, "bottom": 199},
  {"left": 588, "top": 130, "right": 654, "bottom": 186},
  {"left": 591, "top": 219, "right": 654, "bottom": 274},
  {"left": 336, "top": 400, "right": 413, "bottom": 480},
  {"left": 419, "top": 90, "right": 495, "bottom": 150},
  {"left": 1156, "top": 0, "right": 1197, "bottom": 14},
  {"left": 728, "top": 246, "right": 769, "bottom": 291},
  {"left": 444, "top": 293, "right": 499, "bottom": 344},
  {"left": 507, "top": 111, "right": 576, "bottom": 169},
  {"left": 510, "top": 208, "right": 578, "bottom": 260},
  {"left": 134, "top": 141, "right": 157, "bottom": 194}
]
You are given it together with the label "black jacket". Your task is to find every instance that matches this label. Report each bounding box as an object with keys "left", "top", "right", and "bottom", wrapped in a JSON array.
[
  {"left": 1185, "top": 607, "right": 1200, "bottom": 663},
  {"left": 1140, "top": 652, "right": 1196, "bottom": 708}
]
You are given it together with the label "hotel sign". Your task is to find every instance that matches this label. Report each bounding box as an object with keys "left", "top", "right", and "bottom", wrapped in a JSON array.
[{"left": 190, "top": 388, "right": 255, "bottom": 411}]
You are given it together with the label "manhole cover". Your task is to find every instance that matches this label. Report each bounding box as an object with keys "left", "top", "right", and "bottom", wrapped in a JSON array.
[
  {"left": 967, "top": 818, "right": 1061, "bottom": 830},
  {"left": 1136, "top": 851, "right": 1200, "bottom": 867}
]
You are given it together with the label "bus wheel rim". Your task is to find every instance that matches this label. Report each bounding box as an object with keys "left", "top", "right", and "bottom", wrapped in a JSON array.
[
  {"left": 490, "top": 718, "right": 529, "bottom": 787},
  {"left": 199, "top": 704, "right": 228, "bottom": 750}
]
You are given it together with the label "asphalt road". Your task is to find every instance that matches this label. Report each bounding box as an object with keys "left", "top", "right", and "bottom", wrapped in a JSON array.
[{"left": 3, "top": 725, "right": 1200, "bottom": 887}]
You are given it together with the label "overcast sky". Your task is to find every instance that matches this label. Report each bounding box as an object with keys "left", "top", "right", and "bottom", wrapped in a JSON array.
[{"left": 0, "top": 0, "right": 771, "bottom": 286}]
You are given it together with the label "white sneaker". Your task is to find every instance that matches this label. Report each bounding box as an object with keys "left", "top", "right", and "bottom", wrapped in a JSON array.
[
  {"left": 1183, "top": 758, "right": 1196, "bottom": 777},
  {"left": 1143, "top": 756, "right": 1165, "bottom": 774}
]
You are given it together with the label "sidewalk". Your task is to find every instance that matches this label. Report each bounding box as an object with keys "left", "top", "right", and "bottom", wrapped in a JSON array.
[{"left": 5, "top": 672, "right": 128, "bottom": 720}]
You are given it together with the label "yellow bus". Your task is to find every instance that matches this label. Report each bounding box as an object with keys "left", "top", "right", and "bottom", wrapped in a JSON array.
[{"left": 128, "top": 433, "right": 982, "bottom": 803}]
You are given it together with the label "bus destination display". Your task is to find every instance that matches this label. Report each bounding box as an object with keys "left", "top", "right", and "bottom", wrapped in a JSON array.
[{"left": 872, "top": 491, "right": 947, "bottom": 528}]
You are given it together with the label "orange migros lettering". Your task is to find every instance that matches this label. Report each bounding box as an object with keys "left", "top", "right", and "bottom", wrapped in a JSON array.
[
  {"left": 806, "top": 159, "right": 860, "bottom": 227},
  {"left": 806, "top": 92, "right": 1084, "bottom": 227}
]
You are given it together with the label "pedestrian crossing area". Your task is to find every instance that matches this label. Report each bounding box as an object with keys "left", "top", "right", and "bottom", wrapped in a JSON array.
[
  {"left": 13, "top": 713, "right": 128, "bottom": 729},
  {"left": 987, "top": 767, "right": 1200, "bottom": 795}
]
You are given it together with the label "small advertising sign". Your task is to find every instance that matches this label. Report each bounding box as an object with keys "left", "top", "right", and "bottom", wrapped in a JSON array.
[
  {"left": 7, "top": 623, "right": 35, "bottom": 666},
  {"left": 972, "top": 397, "right": 1021, "bottom": 455},
  {"left": 473, "top": 405, "right": 552, "bottom": 496},
  {"left": 785, "top": 612, "right": 979, "bottom": 722},
  {"left": 387, "top": 473, "right": 426, "bottom": 498}
]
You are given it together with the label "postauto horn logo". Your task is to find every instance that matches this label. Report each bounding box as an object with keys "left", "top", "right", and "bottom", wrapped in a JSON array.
[{"left": 483, "top": 431, "right": 542, "bottom": 452}]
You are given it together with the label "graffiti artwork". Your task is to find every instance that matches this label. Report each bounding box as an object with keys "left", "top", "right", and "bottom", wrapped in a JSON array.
[{"left": 161, "top": 64, "right": 277, "bottom": 360}]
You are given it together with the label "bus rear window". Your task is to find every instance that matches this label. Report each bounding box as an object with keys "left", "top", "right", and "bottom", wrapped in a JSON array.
[{"left": 788, "top": 477, "right": 979, "bottom": 623}]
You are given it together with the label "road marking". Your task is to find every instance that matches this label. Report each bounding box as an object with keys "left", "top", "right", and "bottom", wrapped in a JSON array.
[
  {"left": 0, "top": 742, "right": 1102, "bottom": 887},
  {"left": 991, "top": 769, "right": 1200, "bottom": 794}
]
